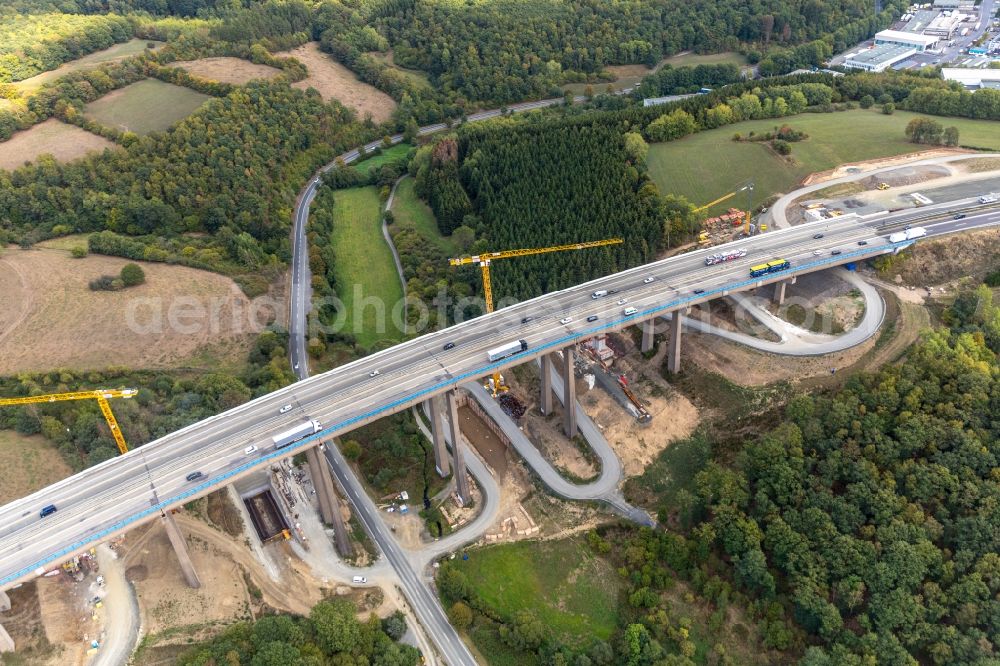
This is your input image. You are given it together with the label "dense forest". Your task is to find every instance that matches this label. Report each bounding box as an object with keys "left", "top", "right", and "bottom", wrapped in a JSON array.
[
  {"left": 370, "top": 0, "right": 906, "bottom": 102},
  {"left": 0, "top": 12, "right": 132, "bottom": 83},
  {"left": 177, "top": 599, "right": 421, "bottom": 666},
  {"left": 411, "top": 121, "right": 663, "bottom": 304},
  {"left": 440, "top": 282, "right": 1000, "bottom": 665},
  {"left": 0, "top": 328, "right": 294, "bottom": 469},
  {"left": 0, "top": 79, "right": 367, "bottom": 289}
]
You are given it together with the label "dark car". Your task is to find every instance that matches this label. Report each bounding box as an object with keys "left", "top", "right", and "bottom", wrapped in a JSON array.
[
  {"left": 954, "top": 213, "right": 967, "bottom": 220},
  {"left": 443, "top": 342, "right": 456, "bottom": 350},
  {"left": 586, "top": 315, "right": 599, "bottom": 322},
  {"left": 185, "top": 471, "right": 204, "bottom": 482},
  {"left": 693, "top": 288, "right": 705, "bottom": 294},
  {"left": 831, "top": 249, "right": 842, "bottom": 256},
  {"left": 857, "top": 240, "right": 869, "bottom": 246},
  {"left": 39, "top": 504, "right": 57, "bottom": 518},
  {"left": 521, "top": 316, "right": 534, "bottom": 324},
  {"left": 813, "top": 233, "right": 824, "bottom": 239}
]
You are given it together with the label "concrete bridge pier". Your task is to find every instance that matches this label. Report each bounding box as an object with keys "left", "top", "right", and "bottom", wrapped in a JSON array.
[
  {"left": 539, "top": 354, "right": 554, "bottom": 415},
  {"left": 667, "top": 311, "right": 683, "bottom": 375},
  {"left": 428, "top": 394, "right": 450, "bottom": 477},
  {"left": 445, "top": 390, "right": 472, "bottom": 504},
  {"left": 0, "top": 590, "right": 11, "bottom": 651},
  {"left": 562, "top": 347, "right": 577, "bottom": 438},
  {"left": 161, "top": 510, "right": 201, "bottom": 589},
  {"left": 312, "top": 443, "right": 354, "bottom": 558},
  {"left": 773, "top": 276, "right": 796, "bottom": 305},
  {"left": 641, "top": 318, "right": 656, "bottom": 353}
]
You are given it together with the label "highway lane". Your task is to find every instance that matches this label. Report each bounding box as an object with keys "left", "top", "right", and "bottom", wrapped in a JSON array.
[{"left": 1, "top": 206, "right": 998, "bottom": 592}]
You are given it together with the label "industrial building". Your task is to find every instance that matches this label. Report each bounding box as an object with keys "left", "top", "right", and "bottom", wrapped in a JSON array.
[
  {"left": 941, "top": 68, "right": 1000, "bottom": 89},
  {"left": 873, "top": 29, "right": 940, "bottom": 51},
  {"left": 923, "top": 12, "right": 968, "bottom": 37},
  {"left": 903, "top": 10, "right": 941, "bottom": 33},
  {"left": 843, "top": 44, "right": 918, "bottom": 72}
]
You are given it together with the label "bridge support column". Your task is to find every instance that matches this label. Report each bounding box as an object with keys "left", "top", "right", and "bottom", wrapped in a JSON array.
[
  {"left": 773, "top": 276, "right": 796, "bottom": 306},
  {"left": 162, "top": 511, "right": 201, "bottom": 589},
  {"left": 641, "top": 318, "right": 656, "bottom": 353},
  {"left": 562, "top": 347, "right": 577, "bottom": 438},
  {"left": 0, "top": 591, "right": 13, "bottom": 652},
  {"left": 539, "top": 354, "right": 554, "bottom": 415},
  {"left": 667, "top": 311, "right": 682, "bottom": 375},
  {"left": 429, "top": 395, "right": 450, "bottom": 477},
  {"left": 446, "top": 390, "right": 472, "bottom": 504},
  {"left": 316, "top": 442, "right": 354, "bottom": 558}
]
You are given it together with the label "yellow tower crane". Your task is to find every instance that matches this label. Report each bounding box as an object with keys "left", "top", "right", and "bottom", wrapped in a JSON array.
[
  {"left": 450, "top": 238, "right": 624, "bottom": 394},
  {"left": 692, "top": 181, "right": 756, "bottom": 239},
  {"left": 0, "top": 389, "right": 138, "bottom": 455}
]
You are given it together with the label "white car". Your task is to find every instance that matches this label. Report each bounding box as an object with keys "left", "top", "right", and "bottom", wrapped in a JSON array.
[
  {"left": 813, "top": 249, "right": 823, "bottom": 256},
  {"left": 352, "top": 576, "right": 368, "bottom": 584},
  {"left": 369, "top": 370, "right": 380, "bottom": 377},
  {"left": 244, "top": 445, "right": 258, "bottom": 455},
  {"left": 616, "top": 298, "right": 628, "bottom": 305},
  {"left": 643, "top": 276, "right": 655, "bottom": 284},
  {"left": 559, "top": 317, "right": 572, "bottom": 325},
  {"left": 279, "top": 404, "right": 293, "bottom": 414}
]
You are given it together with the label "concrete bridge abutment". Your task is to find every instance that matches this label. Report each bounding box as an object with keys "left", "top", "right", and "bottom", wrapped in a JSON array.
[{"left": 445, "top": 390, "right": 472, "bottom": 504}]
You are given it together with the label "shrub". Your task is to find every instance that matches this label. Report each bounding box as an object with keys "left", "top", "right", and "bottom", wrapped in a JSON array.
[
  {"left": 772, "top": 139, "right": 791, "bottom": 155},
  {"left": 859, "top": 95, "right": 874, "bottom": 109},
  {"left": 120, "top": 263, "right": 145, "bottom": 287},
  {"left": 71, "top": 246, "right": 87, "bottom": 258},
  {"left": 881, "top": 102, "right": 895, "bottom": 115}
]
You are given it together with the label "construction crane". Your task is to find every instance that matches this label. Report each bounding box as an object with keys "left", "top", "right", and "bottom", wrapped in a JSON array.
[
  {"left": 0, "top": 389, "right": 138, "bottom": 454},
  {"left": 450, "top": 238, "right": 624, "bottom": 394},
  {"left": 693, "top": 181, "right": 756, "bottom": 237}
]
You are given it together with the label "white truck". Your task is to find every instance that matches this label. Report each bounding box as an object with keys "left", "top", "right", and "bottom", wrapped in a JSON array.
[
  {"left": 979, "top": 194, "right": 998, "bottom": 204},
  {"left": 272, "top": 420, "right": 322, "bottom": 449},
  {"left": 487, "top": 339, "right": 528, "bottom": 362},
  {"left": 888, "top": 227, "right": 927, "bottom": 243}
]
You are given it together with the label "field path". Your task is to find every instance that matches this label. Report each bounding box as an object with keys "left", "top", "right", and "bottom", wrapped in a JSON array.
[{"left": 0, "top": 255, "right": 34, "bottom": 348}]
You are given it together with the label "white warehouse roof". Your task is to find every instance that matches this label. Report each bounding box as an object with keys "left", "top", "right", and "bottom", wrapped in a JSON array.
[
  {"left": 874, "top": 30, "right": 940, "bottom": 47},
  {"left": 941, "top": 67, "right": 1000, "bottom": 88}
]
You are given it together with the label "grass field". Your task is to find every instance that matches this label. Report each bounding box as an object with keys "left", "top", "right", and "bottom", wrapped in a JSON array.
[
  {"left": 0, "top": 246, "right": 261, "bottom": 374},
  {"left": 390, "top": 177, "right": 459, "bottom": 256},
  {"left": 565, "top": 52, "right": 749, "bottom": 94},
  {"left": 365, "top": 51, "right": 433, "bottom": 90},
  {"left": 327, "top": 186, "right": 405, "bottom": 348},
  {"left": 353, "top": 143, "right": 412, "bottom": 175},
  {"left": 83, "top": 79, "right": 210, "bottom": 135},
  {"left": 173, "top": 57, "right": 282, "bottom": 85},
  {"left": 0, "top": 431, "right": 74, "bottom": 504},
  {"left": 0, "top": 118, "right": 117, "bottom": 170},
  {"left": 647, "top": 108, "right": 1000, "bottom": 215},
  {"left": 13, "top": 39, "right": 162, "bottom": 95},
  {"left": 449, "top": 538, "right": 622, "bottom": 651},
  {"left": 278, "top": 42, "right": 397, "bottom": 123}
]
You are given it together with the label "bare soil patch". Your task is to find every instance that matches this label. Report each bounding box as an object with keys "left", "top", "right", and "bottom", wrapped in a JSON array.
[
  {"left": 0, "top": 118, "right": 117, "bottom": 171},
  {"left": 0, "top": 583, "right": 60, "bottom": 665},
  {"left": 122, "top": 511, "right": 327, "bottom": 638},
  {"left": 0, "top": 430, "right": 74, "bottom": 504},
  {"left": 883, "top": 227, "right": 1000, "bottom": 287},
  {"left": 173, "top": 57, "right": 282, "bottom": 85},
  {"left": 803, "top": 148, "right": 968, "bottom": 185},
  {"left": 579, "top": 359, "right": 700, "bottom": 478},
  {"left": 0, "top": 246, "right": 273, "bottom": 375},
  {"left": 277, "top": 42, "right": 396, "bottom": 123}
]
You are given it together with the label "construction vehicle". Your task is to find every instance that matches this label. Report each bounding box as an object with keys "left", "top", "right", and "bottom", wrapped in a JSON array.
[
  {"left": 0, "top": 389, "right": 137, "bottom": 454},
  {"left": 877, "top": 182, "right": 890, "bottom": 190},
  {"left": 450, "top": 238, "right": 623, "bottom": 395}
]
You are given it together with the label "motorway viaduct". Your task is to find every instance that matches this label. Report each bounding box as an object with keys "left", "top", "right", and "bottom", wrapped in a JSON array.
[
  {"left": 1, "top": 143, "right": 999, "bottom": 660},
  {"left": 1, "top": 208, "right": 997, "bottom": 590}
]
